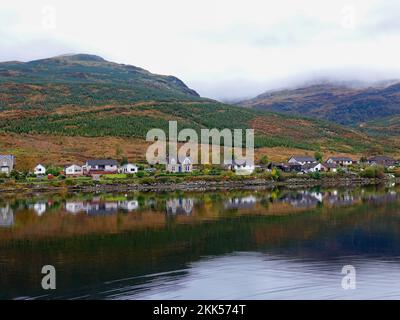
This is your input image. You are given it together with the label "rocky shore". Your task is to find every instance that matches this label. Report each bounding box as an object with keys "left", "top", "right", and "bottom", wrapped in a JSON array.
[{"left": 0, "top": 175, "right": 393, "bottom": 195}]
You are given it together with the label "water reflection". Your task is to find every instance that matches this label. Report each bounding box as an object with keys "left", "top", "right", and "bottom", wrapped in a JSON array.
[
  {"left": 0, "top": 187, "right": 398, "bottom": 220},
  {"left": 224, "top": 195, "right": 257, "bottom": 209},
  {"left": 1, "top": 185, "right": 400, "bottom": 299},
  {"left": 166, "top": 198, "right": 194, "bottom": 215},
  {"left": 0, "top": 204, "right": 13, "bottom": 227}
]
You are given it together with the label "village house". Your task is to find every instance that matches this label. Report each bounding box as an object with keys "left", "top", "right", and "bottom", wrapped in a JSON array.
[
  {"left": 83, "top": 159, "right": 119, "bottom": 174},
  {"left": 119, "top": 163, "right": 138, "bottom": 174},
  {"left": 34, "top": 164, "right": 46, "bottom": 176},
  {"left": 301, "top": 162, "right": 326, "bottom": 173},
  {"left": 323, "top": 162, "right": 338, "bottom": 173},
  {"left": 166, "top": 156, "right": 193, "bottom": 173},
  {"left": 326, "top": 157, "right": 353, "bottom": 166},
  {"left": 367, "top": 156, "right": 397, "bottom": 168},
  {"left": 224, "top": 159, "right": 255, "bottom": 175},
  {"left": 65, "top": 164, "right": 83, "bottom": 176},
  {"left": 268, "top": 162, "right": 302, "bottom": 173},
  {"left": 288, "top": 155, "right": 316, "bottom": 165},
  {"left": 233, "top": 161, "right": 255, "bottom": 175},
  {"left": 0, "top": 155, "right": 15, "bottom": 176}
]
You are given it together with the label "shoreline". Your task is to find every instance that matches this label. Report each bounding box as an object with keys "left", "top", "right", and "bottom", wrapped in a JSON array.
[{"left": 0, "top": 176, "right": 395, "bottom": 195}]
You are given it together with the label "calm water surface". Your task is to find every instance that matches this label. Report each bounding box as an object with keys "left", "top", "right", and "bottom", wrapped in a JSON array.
[{"left": 1, "top": 186, "right": 400, "bottom": 299}]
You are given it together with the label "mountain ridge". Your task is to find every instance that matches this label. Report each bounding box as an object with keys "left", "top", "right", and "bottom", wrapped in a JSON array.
[
  {"left": 239, "top": 81, "right": 400, "bottom": 126},
  {"left": 0, "top": 54, "right": 395, "bottom": 163}
]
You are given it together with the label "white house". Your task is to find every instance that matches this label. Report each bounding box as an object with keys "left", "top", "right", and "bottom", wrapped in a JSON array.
[
  {"left": 326, "top": 157, "right": 353, "bottom": 166},
  {"left": 34, "top": 164, "right": 46, "bottom": 175},
  {"left": 166, "top": 156, "right": 193, "bottom": 173},
  {"left": 119, "top": 163, "right": 138, "bottom": 174},
  {"left": 288, "top": 156, "right": 316, "bottom": 165},
  {"left": 301, "top": 163, "right": 325, "bottom": 173},
  {"left": 234, "top": 162, "right": 255, "bottom": 175},
  {"left": 224, "top": 159, "right": 255, "bottom": 175},
  {"left": 0, "top": 155, "right": 15, "bottom": 176},
  {"left": 65, "top": 164, "right": 83, "bottom": 176}
]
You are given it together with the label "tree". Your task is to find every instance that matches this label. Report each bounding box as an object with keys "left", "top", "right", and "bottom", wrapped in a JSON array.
[
  {"left": 259, "top": 155, "right": 269, "bottom": 165},
  {"left": 16, "top": 154, "right": 37, "bottom": 173},
  {"left": 314, "top": 151, "right": 323, "bottom": 162}
]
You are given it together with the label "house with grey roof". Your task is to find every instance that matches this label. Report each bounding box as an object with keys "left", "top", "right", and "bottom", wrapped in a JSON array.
[
  {"left": 83, "top": 159, "right": 118, "bottom": 174},
  {"left": 288, "top": 155, "right": 316, "bottom": 165},
  {"left": 0, "top": 155, "right": 15, "bottom": 176},
  {"left": 166, "top": 156, "right": 193, "bottom": 173},
  {"left": 367, "top": 156, "right": 397, "bottom": 168},
  {"left": 301, "top": 162, "right": 326, "bottom": 173}
]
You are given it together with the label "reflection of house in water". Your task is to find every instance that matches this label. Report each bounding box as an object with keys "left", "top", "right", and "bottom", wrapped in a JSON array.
[
  {"left": 323, "top": 191, "right": 357, "bottom": 206},
  {"left": 280, "top": 192, "right": 321, "bottom": 208},
  {"left": 65, "top": 201, "right": 86, "bottom": 214},
  {"left": 86, "top": 202, "right": 119, "bottom": 216},
  {"left": 166, "top": 198, "right": 194, "bottom": 215},
  {"left": 65, "top": 201, "right": 118, "bottom": 215},
  {"left": 119, "top": 200, "right": 139, "bottom": 211},
  {"left": 224, "top": 196, "right": 257, "bottom": 209},
  {"left": 33, "top": 203, "right": 46, "bottom": 216},
  {"left": 65, "top": 199, "right": 141, "bottom": 215},
  {"left": 0, "top": 204, "right": 13, "bottom": 227},
  {"left": 365, "top": 191, "right": 397, "bottom": 204}
]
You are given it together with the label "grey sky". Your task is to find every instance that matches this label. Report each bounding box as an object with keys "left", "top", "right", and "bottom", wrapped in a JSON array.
[{"left": 1, "top": 0, "right": 400, "bottom": 100}]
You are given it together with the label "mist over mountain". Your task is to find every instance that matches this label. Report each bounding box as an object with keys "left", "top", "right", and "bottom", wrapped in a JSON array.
[{"left": 238, "top": 79, "right": 400, "bottom": 126}]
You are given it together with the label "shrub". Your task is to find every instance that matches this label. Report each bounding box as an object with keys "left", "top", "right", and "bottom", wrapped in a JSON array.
[
  {"left": 271, "top": 168, "right": 281, "bottom": 181},
  {"left": 360, "top": 166, "right": 385, "bottom": 179},
  {"left": 136, "top": 171, "right": 145, "bottom": 178},
  {"left": 310, "top": 171, "right": 321, "bottom": 180}
]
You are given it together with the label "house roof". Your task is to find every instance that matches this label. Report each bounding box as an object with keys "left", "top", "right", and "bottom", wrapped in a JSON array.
[
  {"left": 167, "top": 156, "right": 192, "bottom": 165},
  {"left": 0, "top": 155, "right": 14, "bottom": 162},
  {"left": 290, "top": 155, "right": 316, "bottom": 162},
  {"left": 301, "top": 163, "right": 321, "bottom": 170},
  {"left": 86, "top": 159, "right": 118, "bottom": 166},
  {"left": 323, "top": 162, "right": 338, "bottom": 168},
  {"left": 368, "top": 155, "right": 395, "bottom": 162},
  {"left": 328, "top": 157, "right": 353, "bottom": 161},
  {"left": 121, "top": 163, "right": 137, "bottom": 168}
]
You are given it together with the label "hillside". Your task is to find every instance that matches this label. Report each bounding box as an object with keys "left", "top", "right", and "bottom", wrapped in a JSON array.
[
  {"left": 0, "top": 54, "right": 201, "bottom": 108},
  {"left": 0, "top": 55, "right": 393, "bottom": 166},
  {"left": 239, "top": 82, "right": 400, "bottom": 126}
]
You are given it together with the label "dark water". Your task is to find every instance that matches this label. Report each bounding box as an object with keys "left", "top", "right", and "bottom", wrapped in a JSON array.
[{"left": 1, "top": 185, "right": 400, "bottom": 299}]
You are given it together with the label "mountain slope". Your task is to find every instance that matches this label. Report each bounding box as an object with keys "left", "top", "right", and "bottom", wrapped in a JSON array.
[
  {"left": 0, "top": 54, "right": 200, "bottom": 110},
  {"left": 239, "top": 82, "right": 400, "bottom": 126},
  {"left": 0, "top": 55, "right": 393, "bottom": 164}
]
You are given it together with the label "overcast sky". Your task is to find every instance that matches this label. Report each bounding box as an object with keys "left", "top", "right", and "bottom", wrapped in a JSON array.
[{"left": 1, "top": 0, "right": 400, "bottom": 100}]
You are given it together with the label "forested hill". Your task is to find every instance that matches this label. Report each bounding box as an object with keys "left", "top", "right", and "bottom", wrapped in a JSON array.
[
  {"left": 0, "top": 54, "right": 201, "bottom": 109},
  {"left": 239, "top": 82, "right": 400, "bottom": 126},
  {"left": 0, "top": 54, "right": 392, "bottom": 158}
]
